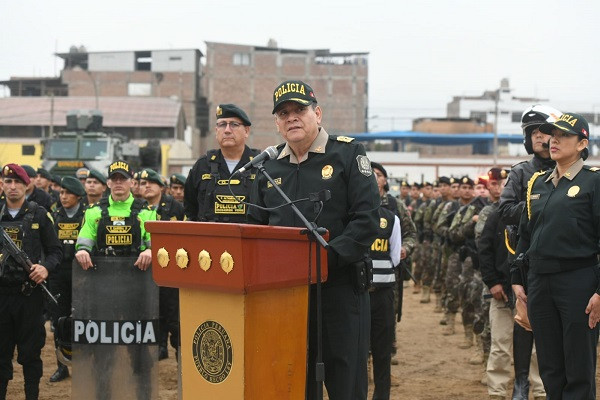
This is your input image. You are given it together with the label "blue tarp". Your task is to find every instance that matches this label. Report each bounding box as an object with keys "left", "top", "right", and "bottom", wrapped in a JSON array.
[{"left": 347, "top": 131, "right": 524, "bottom": 145}]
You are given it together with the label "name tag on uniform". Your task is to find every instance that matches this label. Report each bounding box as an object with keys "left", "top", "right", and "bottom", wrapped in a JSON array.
[{"left": 530, "top": 194, "right": 540, "bottom": 200}]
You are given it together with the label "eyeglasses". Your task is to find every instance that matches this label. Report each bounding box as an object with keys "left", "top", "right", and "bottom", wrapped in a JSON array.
[{"left": 216, "top": 121, "right": 243, "bottom": 129}]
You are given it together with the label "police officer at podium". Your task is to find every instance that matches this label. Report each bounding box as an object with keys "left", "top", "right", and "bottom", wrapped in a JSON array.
[
  {"left": 248, "top": 80, "right": 379, "bottom": 400},
  {"left": 0, "top": 164, "right": 62, "bottom": 400},
  {"left": 184, "top": 104, "right": 260, "bottom": 222},
  {"left": 75, "top": 160, "right": 155, "bottom": 271}
]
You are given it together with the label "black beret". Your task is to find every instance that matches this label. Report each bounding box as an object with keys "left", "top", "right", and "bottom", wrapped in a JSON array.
[
  {"left": 22, "top": 165, "right": 37, "bottom": 178},
  {"left": 459, "top": 176, "right": 475, "bottom": 187},
  {"left": 37, "top": 168, "right": 52, "bottom": 180},
  {"left": 438, "top": 176, "right": 452, "bottom": 185},
  {"left": 370, "top": 162, "right": 387, "bottom": 178},
  {"left": 216, "top": 104, "right": 251, "bottom": 126},
  {"left": 87, "top": 169, "right": 107, "bottom": 185},
  {"left": 170, "top": 173, "right": 186, "bottom": 186},
  {"left": 61, "top": 176, "right": 86, "bottom": 197},
  {"left": 139, "top": 168, "right": 164, "bottom": 186},
  {"left": 51, "top": 175, "right": 62, "bottom": 185},
  {"left": 422, "top": 181, "right": 433, "bottom": 187}
]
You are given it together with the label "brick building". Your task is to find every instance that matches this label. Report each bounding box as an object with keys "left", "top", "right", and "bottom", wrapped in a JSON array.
[{"left": 203, "top": 41, "right": 369, "bottom": 150}]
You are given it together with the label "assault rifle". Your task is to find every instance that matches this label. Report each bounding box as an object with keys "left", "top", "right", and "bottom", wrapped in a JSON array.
[{"left": 0, "top": 207, "right": 59, "bottom": 306}]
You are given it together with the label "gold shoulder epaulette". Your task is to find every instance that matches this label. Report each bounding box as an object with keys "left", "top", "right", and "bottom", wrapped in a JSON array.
[
  {"left": 336, "top": 136, "right": 355, "bottom": 143},
  {"left": 589, "top": 166, "right": 600, "bottom": 172},
  {"left": 526, "top": 171, "right": 544, "bottom": 220}
]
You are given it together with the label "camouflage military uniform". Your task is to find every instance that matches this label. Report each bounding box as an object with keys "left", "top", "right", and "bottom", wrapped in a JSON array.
[
  {"left": 432, "top": 199, "right": 459, "bottom": 314},
  {"left": 450, "top": 197, "right": 488, "bottom": 327},
  {"left": 420, "top": 198, "right": 440, "bottom": 289}
]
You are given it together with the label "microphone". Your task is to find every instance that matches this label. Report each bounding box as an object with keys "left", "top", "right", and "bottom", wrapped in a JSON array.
[{"left": 236, "top": 146, "right": 278, "bottom": 174}]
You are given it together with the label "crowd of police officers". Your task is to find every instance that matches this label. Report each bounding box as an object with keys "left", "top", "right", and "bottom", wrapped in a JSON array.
[{"left": 0, "top": 91, "right": 597, "bottom": 400}]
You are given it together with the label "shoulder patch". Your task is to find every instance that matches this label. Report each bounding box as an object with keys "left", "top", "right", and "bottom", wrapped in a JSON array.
[
  {"left": 356, "top": 155, "right": 372, "bottom": 177},
  {"left": 201, "top": 174, "right": 211, "bottom": 180},
  {"left": 336, "top": 135, "right": 355, "bottom": 143},
  {"left": 511, "top": 160, "right": 527, "bottom": 168}
]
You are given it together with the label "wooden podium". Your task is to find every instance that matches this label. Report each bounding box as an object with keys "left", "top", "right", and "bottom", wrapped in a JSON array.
[{"left": 145, "top": 221, "right": 328, "bottom": 399}]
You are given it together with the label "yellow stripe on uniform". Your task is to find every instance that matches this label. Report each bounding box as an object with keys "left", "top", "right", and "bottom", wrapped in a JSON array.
[{"left": 526, "top": 171, "right": 544, "bottom": 220}]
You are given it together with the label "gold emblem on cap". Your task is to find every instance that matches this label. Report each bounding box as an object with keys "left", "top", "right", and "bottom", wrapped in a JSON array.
[
  {"left": 220, "top": 251, "right": 234, "bottom": 274},
  {"left": 322, "top": 165, "right": 333, "bottom": 180},
  {"left": 141, "top": 170, "right": 149, "bottom": 179},
  {"left": 157, "top": 247, "right": 170, "bottom": 268},
  {"left": 380, "top": 218, "right": 387, "bottom": 229},
  {"left": 216, "top": 106, "right": 222, "bottom": 116},
  {"left": 175, "top": 248, "right": 189, "bottom": 269},
  {"left": 567, "top": 186, "right": 580, "bottom": 197},
  {"left": 198, "top": 250, "right": 212, "bottom": 271}
]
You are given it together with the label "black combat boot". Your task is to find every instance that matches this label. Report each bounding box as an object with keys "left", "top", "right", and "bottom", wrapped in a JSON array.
[
  {"left": 512, "top": 324, "right": 533, "bottom": 400},
  {"left": 49, "top": 363, "right": 69, "bottom": 383}
]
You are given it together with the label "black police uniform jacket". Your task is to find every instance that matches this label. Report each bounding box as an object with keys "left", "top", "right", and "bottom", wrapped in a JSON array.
[
  {"left": 52, "top": 204, "right": 86, "bottom": 270},
  {"left": 0, "top": 201, "right": 62, "bottom": 288},
  {"left": 498, "top": 154, "right": 555, "bottom": 226},
  {"left": 153, "top": 194, "right": 185, "bottom": 221},
  {"left": 184, "top": 145, "right": 260, "bottom": 222},
  {"left": 478, "top": 203, "right": 510, "bottom": 294},
  {"left": 513, "top": 160, "right": 600, "bottom": 286},
  {"left": 27, "top": 187, "right": 53, "bottom": 212},
  {"left": 247, "top": 128, "right": 380, "bottom": 286}
]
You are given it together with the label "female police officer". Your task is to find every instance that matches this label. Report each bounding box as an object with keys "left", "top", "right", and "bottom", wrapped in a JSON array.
[{"left": 512, "top": 113, "right": 600, "bottom": 399}]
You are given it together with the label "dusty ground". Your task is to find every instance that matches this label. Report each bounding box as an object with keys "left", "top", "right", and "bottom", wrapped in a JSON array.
[{"left": 6, "top": 286, "right": 599, "bottom": 399}]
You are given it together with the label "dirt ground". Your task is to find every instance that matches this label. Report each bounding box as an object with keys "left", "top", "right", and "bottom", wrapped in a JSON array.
[{"left": 6, "top": 285, "right": 600, "bottom": 399}]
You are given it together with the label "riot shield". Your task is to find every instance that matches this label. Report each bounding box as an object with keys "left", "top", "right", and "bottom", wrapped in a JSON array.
[{"left": 72, "top": 256, "right": 159, "bottom": 400}]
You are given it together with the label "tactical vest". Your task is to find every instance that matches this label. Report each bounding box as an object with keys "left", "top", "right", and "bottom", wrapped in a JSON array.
[
  {"left": 0, "top": 202, "right": 37, "bottom": 285},
  {"left": 53, "top": 205, "right": 85, "bottom": 266},
  {"left": 200, "top": 150, "right": 254, "bottom": 223},
  {"left": 381, "top": 193, "right": 399, "bottom": 217},
  {"left": 95, "top": 198, "right": 143, "bottom": 256},
  {"left": 370, "top": 207, "right": 396, "bottom": 288}
]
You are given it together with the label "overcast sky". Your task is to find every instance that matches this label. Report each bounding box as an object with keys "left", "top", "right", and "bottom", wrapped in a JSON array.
[{"left": 2, "top": 0, "right": 599, "bottom": 131}]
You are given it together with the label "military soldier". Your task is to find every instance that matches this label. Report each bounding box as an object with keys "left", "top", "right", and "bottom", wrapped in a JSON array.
[
  {"left": 35, "top": 168, "right": 59, "bottom": 206},
  {"left": 0, "top": 164, "right": 62, "bottom": 400},
  {"left": 168, "top": 173, "right": 186, "bottom": 204},
  {"left": 82, "top": 169, "right": 107, "bottom": 208},
  {"left": 184, "top": 104, "right": 260, "bottom": 222},
  {"left": 443, "top": 176, "right": 475, "bottom": 335},
  {"left": 448, "top": 177, "right": 488, "bottom": 347},
  {"left": 139, "top": 168, "right": 184, "bottom": 360},
  {"left": 75, "top": 168, "right": 89, "bottom": 186},
  {"left": 398, "top": 180, "right": 411, "bottom": 207},
  {"left": 418, "top": 182, "right": 442, "bottom": 303},
  {"left": 48, "top": 176, "right": 87, "bottom": 383},
  {"left": 411, "top": 182, "right": 433, "bottom": 294},
  {"left": 21, "top": 165, "right": 53, "bottom": 212},
  {"left": 248, "top": 80, "right": 379, "bottom": 400},
  {"left": 430, "top": 177, "right": 455, "bottom": 312}
]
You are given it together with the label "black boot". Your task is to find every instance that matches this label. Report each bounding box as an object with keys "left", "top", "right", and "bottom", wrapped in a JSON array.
[
  {"left": 512, "top": 323, "right": 533, "bottom": 400},
  {"left": 159, "top": 345, "right": 168, "bottom": 360},
  {"left": 49, "top": 363, "right": 69, "bottom": 383}
]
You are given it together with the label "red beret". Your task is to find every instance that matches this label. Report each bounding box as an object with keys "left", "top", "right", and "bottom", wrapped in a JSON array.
[{"left": 2, "top": 164, "right": 30, "bottom": 185}]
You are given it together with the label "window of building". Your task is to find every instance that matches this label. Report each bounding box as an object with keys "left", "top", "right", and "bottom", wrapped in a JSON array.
[
  {"left": 470, "top": 111, "right": 487, "bottom": 123},
  {"left": 135, "top": 51, "right": 152, "bottom": 71},
  {"left": 233, "top": 53, "right": 250, "bottom": 66},
  {"left": 22, "top": 145, "right": 35, "bottom": 156},
  {"left": 128, "top": 83, "right": 152, "bottom": 96}
]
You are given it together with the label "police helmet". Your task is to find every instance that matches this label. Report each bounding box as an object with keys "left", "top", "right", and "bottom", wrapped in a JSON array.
[{"left": 521, "top": 105, "right": 562, "bottom": 154}]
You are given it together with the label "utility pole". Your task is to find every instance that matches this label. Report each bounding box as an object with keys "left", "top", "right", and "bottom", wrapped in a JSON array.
[{"left": 493, "top": 88, "right": 499, "bottom": 166}]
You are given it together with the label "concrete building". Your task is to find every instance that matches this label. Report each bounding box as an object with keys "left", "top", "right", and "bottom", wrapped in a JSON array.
[{"left": 203, "top": 40, "right": 369, "bottom": 150}]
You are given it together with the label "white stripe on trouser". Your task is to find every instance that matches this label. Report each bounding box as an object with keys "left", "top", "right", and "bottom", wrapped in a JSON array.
[{"left": 486, "top": 297, "right": 545, "bottom": 397}]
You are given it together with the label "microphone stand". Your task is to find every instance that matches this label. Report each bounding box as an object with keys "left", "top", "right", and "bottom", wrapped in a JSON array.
[{"left": 255, "top": 162, "right": 328, "bottom": 400}]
